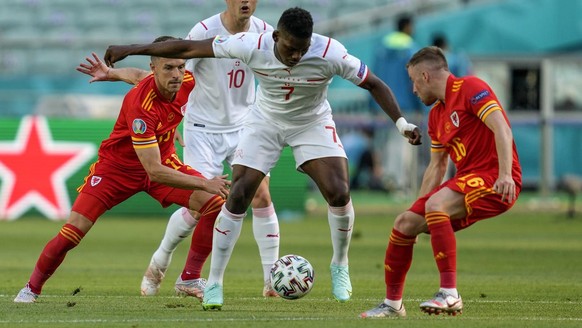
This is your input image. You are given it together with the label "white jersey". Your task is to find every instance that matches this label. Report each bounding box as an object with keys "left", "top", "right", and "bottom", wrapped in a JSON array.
[
  {"left": 212, "top": 32, "right": 369, "bottom": 125},
  {"left": 185, "top": 14, "right": 272, "bottom": 133}
]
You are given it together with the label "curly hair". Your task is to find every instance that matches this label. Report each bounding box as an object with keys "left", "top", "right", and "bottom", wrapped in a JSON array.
[{"left": 277, "top": 7, "right": 313, "bottom": 39}]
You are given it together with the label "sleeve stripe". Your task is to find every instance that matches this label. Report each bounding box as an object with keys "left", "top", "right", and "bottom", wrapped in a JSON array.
[
  {"left": 431, "top": 141, "right": 446, "bottom": 152},
  {"left": 200, "top": 21, "right": 208, "bottom": 30},
  {"left": 322, "top": 37, "right": 331, "bottom": 58},
  {"left": 133, "top": 143, "right": 158, "bottom": 149},
  {"left": 132, "top": 136, "right": 158, "bottom": 147},
  {"left": 133, "top": 140, "right": 157, "bottom": 146},
  {"left": 480, "top": 106, "right": 501, "bottom": 121},
  {"left": 257, "top": 33, "right": 264, "bottom": 49},
  {"left": 356, "top": 69, "right": 370, "bottom": 86},
  {"left": 132, "top": 136, "right": 156, "bottom": 142},
  {"left": 478, "top": 101, "right": 502, "bottom": 121}
]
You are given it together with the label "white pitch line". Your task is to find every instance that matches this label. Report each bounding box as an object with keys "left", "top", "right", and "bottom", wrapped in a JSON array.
[
  {"left": 0, "top": 316, "right": 581, "bottom": 325},
  {"left": 1, "top": 295, "right": 581, "bottom": 305}
]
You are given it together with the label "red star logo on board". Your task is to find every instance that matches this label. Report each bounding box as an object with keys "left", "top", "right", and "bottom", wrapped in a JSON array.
[{"left": 0, "top": 116, "right": 96, "bottom": 221}]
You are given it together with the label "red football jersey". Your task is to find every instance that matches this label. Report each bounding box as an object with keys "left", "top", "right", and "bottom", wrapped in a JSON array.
[
  {"left": 97, "top": 71, "right": 195, "bottom": 170},
  {"left": 428, "top": 75, "right": 521, "bottom": 186}
]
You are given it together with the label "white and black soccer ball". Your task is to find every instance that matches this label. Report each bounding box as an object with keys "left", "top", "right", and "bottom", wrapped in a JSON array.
[{"left": 270, "top": 254, "right": 315, "bottom": 300}]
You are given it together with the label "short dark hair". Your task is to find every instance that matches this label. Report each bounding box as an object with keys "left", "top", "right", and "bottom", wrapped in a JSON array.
[
  {"left": 431, "top": 34, "right": 447, "bottom": 49},
  {"left": 406, "top": 46, "right": 449, "bottom": 71},
  {"left": 397, "top": 15, "right": 412, "bottom": 32},
  {"left": 277, "top": 7, "right": 313, "bottom": 39},
  {"left": 151, "top": 36, "right": 181, "bottom": 61},
  {"left": 153, "top": 35, "right": 180, "bottom": 43}
]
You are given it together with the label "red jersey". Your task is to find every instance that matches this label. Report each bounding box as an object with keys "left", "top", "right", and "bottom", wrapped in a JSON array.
[
  {"left": 428, "top": 75, "right": 521, "bottom": 186},
  {"left": 97, "top": 71, "right": 195, "bottom": 170}
]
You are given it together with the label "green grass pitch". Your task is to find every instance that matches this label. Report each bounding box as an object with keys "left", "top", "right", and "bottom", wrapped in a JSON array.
[{"left": 1, "top": 193, "right": 581, "bottom": 327}]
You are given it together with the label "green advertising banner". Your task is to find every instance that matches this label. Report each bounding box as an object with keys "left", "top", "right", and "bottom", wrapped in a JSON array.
[{"left": 0, "top": 116, "right": 308, "bottom": 220}]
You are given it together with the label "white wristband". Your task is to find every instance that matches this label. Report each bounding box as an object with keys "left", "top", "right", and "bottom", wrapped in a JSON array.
[
  {"left": 396, "top": 117, "right": 418, "bottom": 137},
  {"left": 396, "top": 117, "right": 408, "bottom": 135}
]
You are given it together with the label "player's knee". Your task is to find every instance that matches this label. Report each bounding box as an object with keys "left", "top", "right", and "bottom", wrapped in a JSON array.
[
  {"left": 325, "top": 188, "right": 350, "bottom": 207},
  {"left": 224, "top": 191, "right": 253, "bottom": 214},
  {"left": 317, "top": 176, "right": 350, "bottom": 206},
  {"left": 251, "top": 186, "right": 272, "bottom": 208},
  {"left": 393, "top": 211, "right": 426, "bottom": 236}
]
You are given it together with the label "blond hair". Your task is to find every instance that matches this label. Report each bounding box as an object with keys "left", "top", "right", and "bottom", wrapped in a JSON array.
[{"left": 406, "top": 46, "right": 449, "bottom": 71}]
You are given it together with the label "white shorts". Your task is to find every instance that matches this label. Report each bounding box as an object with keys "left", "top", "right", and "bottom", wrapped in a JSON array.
[
  {"left": 233, "top": 109, "right": 347, "bottom": 174},
  {"left": 182, "top": 129, "right": 242, "bottom": 179}
]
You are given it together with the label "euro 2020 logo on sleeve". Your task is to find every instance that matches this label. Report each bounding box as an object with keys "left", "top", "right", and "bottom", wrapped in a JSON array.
[{"left": 132, "top": 119, "right": 147, "bottom": 134}]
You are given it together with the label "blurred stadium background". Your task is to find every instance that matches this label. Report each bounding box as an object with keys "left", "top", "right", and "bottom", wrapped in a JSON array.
[{"left": 0, "top": 0, "right": 581, "bottom": 220}]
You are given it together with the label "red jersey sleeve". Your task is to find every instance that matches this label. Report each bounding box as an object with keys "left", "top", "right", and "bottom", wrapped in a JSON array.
[{"left": 463, "top": 76, "right": 504, "bottom": 123}]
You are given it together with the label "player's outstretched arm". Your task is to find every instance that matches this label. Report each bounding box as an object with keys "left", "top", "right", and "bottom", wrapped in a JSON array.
[
  {"left": 360, "top": 71, "right": 422, "bottom": 145},
  {"left": 135, "top": 146, "right": 230, "bottom": 199},
  {"left": 104, "top": 38, "right": 215, "bottom": 67},
  {"left": 77, "top": 52, "right": 149, "bottom": 85}
]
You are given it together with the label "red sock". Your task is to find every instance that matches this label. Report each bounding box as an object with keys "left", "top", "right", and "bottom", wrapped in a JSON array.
[
  {"left": 28, "top": 224, "right": 85, "bottom": 294},
  {"left": 181, "top": 196, "right": 223, "bottom": 281},
  {"left": 385, "top": 229, "right": 416, "bottom": 300},
  {"left": 425, "top": 211, "right": 457, "bottom": 288}
]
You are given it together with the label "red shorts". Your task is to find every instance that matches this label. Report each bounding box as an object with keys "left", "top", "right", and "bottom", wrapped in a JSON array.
[
  {"left": 72, "top": 158, "right": 203, "bottom": 222},
  {"left": 409, "top": 172, "right": 521, "bottom": 232}
]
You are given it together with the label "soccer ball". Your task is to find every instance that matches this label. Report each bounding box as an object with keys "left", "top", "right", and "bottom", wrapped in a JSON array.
[{"left": 270, "top": 254, "right": 315, "bottom": 300}]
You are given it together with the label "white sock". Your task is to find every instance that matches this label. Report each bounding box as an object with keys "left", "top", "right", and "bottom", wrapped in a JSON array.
[
  {"left": 252, "top": 203, "right": 280, "bottom": 283},
  {"left": 151, "top": 207, "right": 198, "bottom": 269},
  {"left": 328, "top": 199, "right": 354, "bottom": 267},
  {"left": 207, "top": 205, "right": 245, "bottom": 286},
  {"left": 440, "top": 287, "right": 459, "bottom": 298},
  {"left": 385, "top": 298, "right": 403, "bottom": 310}
]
